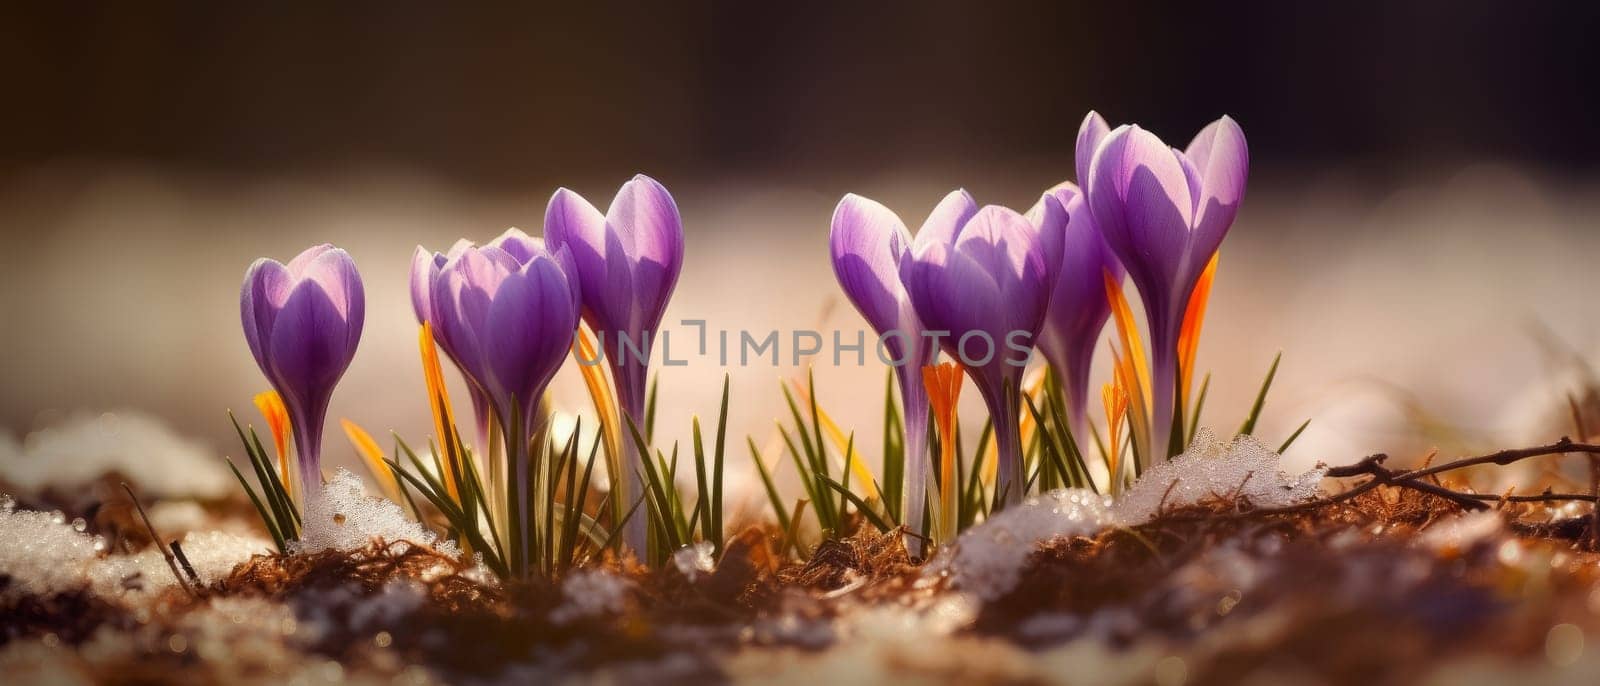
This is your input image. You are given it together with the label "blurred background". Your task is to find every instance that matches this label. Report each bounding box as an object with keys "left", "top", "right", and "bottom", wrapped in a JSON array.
[{"left": 3, "top": 3, "right": 1599, "bottom": 496}]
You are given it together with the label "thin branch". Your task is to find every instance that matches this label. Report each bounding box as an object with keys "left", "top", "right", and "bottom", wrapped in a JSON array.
[
  {"left": 121, "top": 483, "right": 196, "bottom": 597},
  {"left": 1157, "top": 439, "right": 1600, "bottom": 523}
]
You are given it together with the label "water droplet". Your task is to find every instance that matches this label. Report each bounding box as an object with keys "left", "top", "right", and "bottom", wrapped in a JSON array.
[
  {"left": 49, "top": 511, "right": 65, "bottom": 525},
  {"left": 71, "top": 517, "right": 87, "bottom": 532},
  {"left": 1546, "top": 623, "right": 1584, "bottom": 666},
  {"left": 1498, "top": 540, "right": 1522, "bottom": 566},
  {"left": 1154, "top": 655, "right": 1188, "bottom": 686}
]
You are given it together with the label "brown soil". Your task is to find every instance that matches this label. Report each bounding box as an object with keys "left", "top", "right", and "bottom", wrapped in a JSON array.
[{"left": 6, "top": 483, "right": 1600, "bottom": 684}]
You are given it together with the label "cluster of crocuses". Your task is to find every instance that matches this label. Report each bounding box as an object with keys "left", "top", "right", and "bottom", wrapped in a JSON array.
[
  {"left": 829, "top": 112, "right": 1248, "bottom": 542},
  {"left": 240, "top": 175, "right": 684, "bottom": 570}
]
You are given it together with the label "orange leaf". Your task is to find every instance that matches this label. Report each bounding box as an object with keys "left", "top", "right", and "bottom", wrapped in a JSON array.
[
  {"left": 922, "top": 361, "right": 963, "bottom": 541},
  {"left": 1177, "top": 252, "right": 1219, "bottom": 410},
  {"left": 341, "top": 418, "right": 402, "bottom": 504},
  {"left": 253, "top": 390, "right": 294, "bottom": 502},
  {"left": 419, "top": 322, "right": 463, "bottom": 504},
  {"left": 573, "top": 325, "right": 622, "bottom": 492}
]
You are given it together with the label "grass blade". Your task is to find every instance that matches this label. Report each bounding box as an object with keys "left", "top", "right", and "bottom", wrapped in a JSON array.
[
  {"left": 1277, "top": 418, "right": 1312, "bottom": 453},
  {"left": 748, "top": 438, "right": 792, "bottom": 534},
  {"left": 1238, "top": 351, "right": 1283, "bottom": 437}
]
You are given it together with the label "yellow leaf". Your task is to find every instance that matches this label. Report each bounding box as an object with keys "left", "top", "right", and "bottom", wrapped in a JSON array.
[
  {"left": 573, "top": 325, "right": 622, "bottom": 502},
  {"left": 787, "top": 377, "right": 881, "bottom": 501},
  {"left": 341, "top": 418, "right": 402, "bottom": 504}
]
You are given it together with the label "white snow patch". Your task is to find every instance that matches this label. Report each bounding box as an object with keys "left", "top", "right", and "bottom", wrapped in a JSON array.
[
  {"left": 550, "top": 569, "right": 633, "bottom": 624},
  {"left": 89, "top": 530, "right": 269, "bottom": 598},
  {"left": 932, "top": 429, "right": 1327, "bottom": 600},
  {"left": 1114, "top": 430, "right": 1327, "bottom": 522},
  {"left": 927, "top": 489, "right": 1116, "bottom": 601},
  {"left": 292, "top": 469, "right": 459, "bottom": 558},
  {"left": 0, "top": 496, "right": 104, "bottom": 597},
  {"left": 0, "top": 411, "right": 233, "bottom": 499},
  {"left": 0, "top": 495, "right": 266, "bottom": 600},
  {"left": 672, "top": 540, "right": 715, "bottom": 581}
]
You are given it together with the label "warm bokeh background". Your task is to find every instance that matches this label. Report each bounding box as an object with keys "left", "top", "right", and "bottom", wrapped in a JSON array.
[{"left": 3, "top": 4, "right": 1598, "bottom": 494}]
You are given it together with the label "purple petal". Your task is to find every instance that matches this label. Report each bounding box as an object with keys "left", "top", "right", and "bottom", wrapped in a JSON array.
[
  {"left": 1022, "top": 189, "right": 1070, "bottom": 290},
  {"left": 1186, "top": 116, "right": 1249, "bottom": 266},
  {"left": 545, "top": 186, "right": 629, "bottom": 330},
  {"left": 410, "top": 246, "right": 441, "bottom": 325},
  {"left": 954, "top": 206, "right": 1051, "bottom": 338},
  {"left": 482, "top": 259, "right": 576, "bottom": 410},
  {"left": 1038, "top": 191, "right": 1123, "bottom": 416},
  {"left": 293, "top": 247, "right": 362, "bottom": 320},
  {"left": 604, "top": 174, "right": 685, "bottom": 332},
  {"left": 1076, "top": 111, "right": 1111, "bottom": 187},
  {"left": 240, "top": 258, "right": 291, "bottom": 373},
  {"left": 830, "top": 193, "right": 914, "bottom": 338},
  {"left": 488, "top": 227, "right": 542, "bottom": 266},
  {"left": 265, "top": 279, "right": 355, "bottom": 412},
  {"left": 914, "top": 189, "right": 978, "bottom": 253},
  {"left": 285, "top": 243, "right": 335, "bottom": 275},
  {"left": 1087, "top": 125, "right": 1194, "bottom": 294}
]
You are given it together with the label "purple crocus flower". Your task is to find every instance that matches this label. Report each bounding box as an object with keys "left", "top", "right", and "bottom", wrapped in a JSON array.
[
  {"left": 1083, "top": 112, "right": 1248, "bottom": 459},
  {"left": 241, "top": 244, "right": 365, "bottom": 496},
  {"left": 829, "top": 194, "right": 935, "bottom": 542},
  {"left": 1027, "top": 180, "right": 1125, "bottom": 437},
  {"left": 544, "top": 174, "right": 685, "bottom": 554},
  {"left": 428, "top": 240, "right": 581, "bottom": 574},
  {"left": 411, "top": 228, "right": 544, "bottom": 448},
  {"left": 902, "top": 191, "right": 1063, "bottom": 508}
]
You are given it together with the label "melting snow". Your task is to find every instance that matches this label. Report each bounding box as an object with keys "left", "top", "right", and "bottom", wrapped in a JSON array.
[
  {"left": 934, "top": 429, "right": 1327, "bottom": 600},
  {"left": 0, "top": 495, "right": 104, "bottom": 597},
  {"left": 0, "top": 411, "right": 234, "bottom": 499},
  {"left": 293, "top": 469, "right": 458, "bottom": 558},
  {"left": 673, "top": 540, "right": 715, "bottom": 581},
  {"left": 1114, "top": 430, "right": 1327, "bottom": 522},
  {"left": 927, "top": 489, "right": 1116, "bottom": 601},
  {"left": 0, "top": 494, "right": 267, "bottom": 600},
  {"left": 550, "top": 569, "right": 634, "bottom": 624}
]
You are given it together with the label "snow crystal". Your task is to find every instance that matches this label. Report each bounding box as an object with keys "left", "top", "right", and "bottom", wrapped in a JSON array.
[
  {"left": 550, "top": 569, "right": 633, "bottom": 624},
  {"left": 1115, "top": 429, "right": 1327, "bottom": 522},
  {"left": 293, "top": 469, "right": 459, "bottom": 558},
  {"left": 89, "top": 530, "right": 269, "bottom": 597},
  {"left": 933, "top": 428, "right": 1327, "bottom": 600},
  {"left": 672, "top": 540, "right": 715, "bottom": 581},
  {"left": 928, "top": 489, "right": 1116, "bottom": 601},
  {"left": 0, "top": 495, "right": 266, "bottom": 599},
  {"left": 0, "top": 411, "right": 233, "bottom": 499},
  {"left": 0, "top": 498, "right": 104, "bottom": 597}
]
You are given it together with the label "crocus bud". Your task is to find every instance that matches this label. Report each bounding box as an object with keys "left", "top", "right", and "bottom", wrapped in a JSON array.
[
  {"left": 545, "top": 174, "right": 685, "bottom": 554},
  {"left": 240, "top": 244, "right": 365, "bottom": 495},
  {"left": 1028, "top": 180, "right": 1125, "bottom": 438},
  {"left": 428, "top": 243, "right": 580, "bottom": 432},
  {"left": 902, "top": 191, "right": 1060, "bottom": 507},
  {"left": 1085, "top": 113, "right": 1248, "bottom": 459},
  {"left": 427, "top": 240, "right": 581, "bottom": 574},
  {"left": 829, "top": 193, "right": 935, "bottom": 543},
  {"left": 412, "top": 228, "right": 544, "bottom": 449}
]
